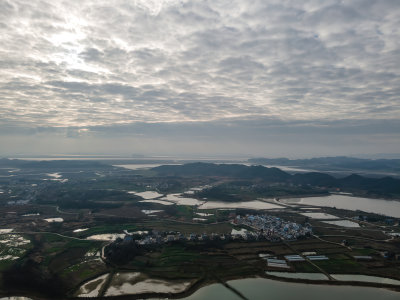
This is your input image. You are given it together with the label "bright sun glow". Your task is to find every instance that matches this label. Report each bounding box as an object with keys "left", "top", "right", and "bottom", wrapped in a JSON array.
[{"left": 133, "top": 0, "right": 184, "bottom": 15}]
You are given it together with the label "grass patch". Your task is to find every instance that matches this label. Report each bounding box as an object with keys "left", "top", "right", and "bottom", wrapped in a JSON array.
[
  {"left": 61, "top": 260, "right": 107, "bottom": 284},
  {"left": 138, "top": 245, "right": 202, "bottom": 268},
  {"left": 145, "top": 220, "right": 232, "bottom": 235},
  {"left": 47, "top": 246, "right": 64, "bottom": 254},
  {"left": 65, "top": 239, "right": 100, "bottom": 249},
  {"left": 314, "top": 258, "right": 364, "bottom": 273},
  {"left": 293, "top": 262, "right": 320, "bottom": 273},
  {"left": 78, "top": 267, "right": 99, "bottom": 279},
  {"left": 176, "top": 205, "right": 194, "bottom": 219},
  {"left": 352, "top": 248, "right": 378, "bottom": 256},
  {"left": 41, "top": 233, "right": 65, "bottom": 243},
  {"left": 0, "top": 260, "right": 15, "bottom": 271},
  {"left": 328, "top": 253, "right": 352, "bottom": 260},
  {"left": 78, "top": 224, "right": 139, "bottom": 237}
]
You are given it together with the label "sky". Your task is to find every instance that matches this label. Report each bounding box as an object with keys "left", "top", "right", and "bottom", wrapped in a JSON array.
[{"left": 1, "top": 0, "right": 399, "bottom": 158}]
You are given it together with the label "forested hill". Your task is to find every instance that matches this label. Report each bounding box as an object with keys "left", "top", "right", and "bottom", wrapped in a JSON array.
[
  {"left": 154, "top": 163, "right": 290, "bottom": 180},
  {"left": 248, "top": 156, "right": 400, "bottom": 173},
  {"left": 152, "top": 163, "right": 400, "bottom": 198}
]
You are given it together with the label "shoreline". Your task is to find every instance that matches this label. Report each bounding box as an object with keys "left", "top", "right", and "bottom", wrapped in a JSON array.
[
  {"left": 3, "top": 271, "right": 400, "bottom": 300},
  {"left": 275, "top": 193, "right": 400, "bottom": 203},
  {"left": 262, "top": 273, "right": 400, "bottom": 293}
]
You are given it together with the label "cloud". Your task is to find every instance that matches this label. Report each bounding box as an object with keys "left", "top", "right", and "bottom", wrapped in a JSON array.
[{"left": 0, "top": 0, "right": 399, "bottom": 155}]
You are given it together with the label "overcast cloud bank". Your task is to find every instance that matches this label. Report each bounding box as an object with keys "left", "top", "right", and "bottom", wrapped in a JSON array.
[{"left": 1, "top": 0, "right": 399, "bottom": 156}]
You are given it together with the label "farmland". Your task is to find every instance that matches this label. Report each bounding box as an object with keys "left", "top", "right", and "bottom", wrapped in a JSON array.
[{"left": 0, "top": 159, "right": 399, "bottom": 298}]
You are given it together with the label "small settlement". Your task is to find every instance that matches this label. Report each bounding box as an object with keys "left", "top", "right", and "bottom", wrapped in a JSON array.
[
  {"left": 114, "top": 214, "right": 312, "bottom": 247},
  {"left": 232, "top": 214, "right": 313, "bottom": 241}
]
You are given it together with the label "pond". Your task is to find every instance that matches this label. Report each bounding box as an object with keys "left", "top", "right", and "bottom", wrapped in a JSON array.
[
  {"left": 139, "top": 199, "right": 174, "bottom": 205},
  {"left": 322, "top": 220, "right": 360, "bottom": 227},
  {"left": 86, "top": 233, "right": 125, "bottom": 241},
  {"left": 300, "top": 212, "right": 339, "bottom": 219},
  {"left": 198, "top": 200, "right": 283, "bottom": 210},
  {"left": 75, "top": 273, "right": 109, "bottom": 297},
  {"left": 104, "top": 272, "right": 191, "bottom": 296},
  {"left": 133, "top": 191, "right": 164, "bottom": 199}
]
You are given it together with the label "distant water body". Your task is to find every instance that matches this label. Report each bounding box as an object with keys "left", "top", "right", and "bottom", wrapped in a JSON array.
[
  {"left": 282, "top": 195, "right": 400, "bottom": 218},
  {"left": 116, "top": 163, "right": 181, "bottom": 170}
]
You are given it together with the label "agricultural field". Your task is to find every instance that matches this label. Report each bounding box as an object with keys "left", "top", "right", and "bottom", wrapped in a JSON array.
[{"left": 0, "top": 160, "right": 399, "bottom": 298}]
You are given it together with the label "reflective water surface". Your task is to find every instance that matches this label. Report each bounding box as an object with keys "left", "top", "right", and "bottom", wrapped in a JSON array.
[
  {"left": 182, "top": 278, "right": 400, "bottom": 300},
  {"left": 281, "top": 195, "right": 400, "bottom": 218}
]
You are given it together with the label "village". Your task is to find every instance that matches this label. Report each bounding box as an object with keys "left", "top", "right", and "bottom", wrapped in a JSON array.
[{"left": 115, "top": 214, "right": 313, "bottom": 248}]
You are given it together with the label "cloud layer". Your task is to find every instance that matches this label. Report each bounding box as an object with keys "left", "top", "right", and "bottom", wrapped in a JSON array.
[{"left": 1, "top": 0, "right": 399, "bottom": 156}]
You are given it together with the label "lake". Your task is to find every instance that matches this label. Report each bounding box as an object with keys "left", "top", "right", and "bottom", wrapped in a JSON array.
[
  {"left": 182, "top": 278, "right": 400, "bottom": 300},
  {"left": 331, "top": 274, "right": 400, "bottom": 285},
  {"left": 281, "top": 195, "right": 400, "bottom": 218},
  {"left": 115, "top": 163, "right": 181, "bottom": 170}
]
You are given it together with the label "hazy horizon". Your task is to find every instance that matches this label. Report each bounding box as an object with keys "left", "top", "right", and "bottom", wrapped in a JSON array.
[{"left": 2, "top": 152, "right": 400, "bottom": 161}]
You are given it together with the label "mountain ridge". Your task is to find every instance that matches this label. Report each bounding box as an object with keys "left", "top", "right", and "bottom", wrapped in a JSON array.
[{"left": 153, "top": 162, "right": 400, "bottom": 198}]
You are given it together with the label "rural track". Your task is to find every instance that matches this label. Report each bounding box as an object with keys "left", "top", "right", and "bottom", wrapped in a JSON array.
[
  {"left": 0, "top": 231, "right": 87, "bottom": 241},
  {"left": 312, "top": 234, "right": 352, "bottom": 250},
  {"left": 283, "top": 241, "right": 336, "bottom": 281},
  {"left": 164, "top": 218, "right": 230, "bottom": 225},
  {"left": 317, "top": 234, "right": 393, "bottom": 243}
]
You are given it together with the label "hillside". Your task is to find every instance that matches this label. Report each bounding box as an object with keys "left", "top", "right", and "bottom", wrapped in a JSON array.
[
  {"left": 248, "top": 156, "right": 400, "bottom": 174},
  {"left": 153, "top": 163, "right": 400, "bottom": 198}
]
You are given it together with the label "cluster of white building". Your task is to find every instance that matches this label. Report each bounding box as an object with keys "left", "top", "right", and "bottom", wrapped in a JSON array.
[
  {"left": 118, "top": 214, "right": 312, "bottom": 246},
  {"left": 122, "top": 231, "right": 233, "bottom": 246},
  {"left": 232, "top": 214, "right": 312, "bottom": 241}
]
